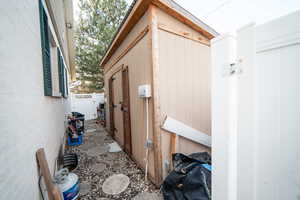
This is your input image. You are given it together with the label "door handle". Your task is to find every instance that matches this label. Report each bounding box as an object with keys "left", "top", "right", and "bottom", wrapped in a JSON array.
[
  {"left": 121, "top": 104, "right": 128, "bottom": 112},
  {"left": 119, "top": 101, "right": 123, "bottom": 111}
]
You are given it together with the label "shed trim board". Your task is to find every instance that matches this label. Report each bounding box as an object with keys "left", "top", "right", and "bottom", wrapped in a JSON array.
[
  {"left": 101, "top": 0, "right": 152, "bottom": 68},
  {"left": 158, "top": 24, "right": 210, "bottom": 46},
  {"left": 148, "top": 4, "right": 163, "bottom": 185},
  {"left": 111, "top": 64, "right": 125, "bottom": 77},
  {"left": 151, "top": 0, "right": 217, "bottom": 38},
  {"left": 100, "top": 0, "right": 218, "bottom": 68},
  {"left": 104, "top": 26, "right": 150, "bottom": 74}
]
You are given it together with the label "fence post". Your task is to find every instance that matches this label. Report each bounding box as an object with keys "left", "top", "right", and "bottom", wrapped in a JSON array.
[{"left": 211, "top": 34, "right": 238, "bottom": 200}]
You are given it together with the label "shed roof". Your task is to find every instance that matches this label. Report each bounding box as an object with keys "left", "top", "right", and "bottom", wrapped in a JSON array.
[{"left": 100, "top": 0, "right": 219, "bottom": 67}]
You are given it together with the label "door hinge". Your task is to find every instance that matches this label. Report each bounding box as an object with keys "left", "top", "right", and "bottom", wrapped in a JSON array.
[{"left": 223, "top": 58, "right": 243, "bottom": 76}]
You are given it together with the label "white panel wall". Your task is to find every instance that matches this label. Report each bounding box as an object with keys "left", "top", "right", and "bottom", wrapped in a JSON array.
[
  {"left": 250, "top": 11, "right": 300, "bottom": 200},
  {"left": 212, "top": 10, "right": 300, "bottom": 200},
  {"left": 71, "top": 93, "right": 104, "bottom": 120},
  {"left": 0, "top": 1, "right": 71, "bottom": 199}
]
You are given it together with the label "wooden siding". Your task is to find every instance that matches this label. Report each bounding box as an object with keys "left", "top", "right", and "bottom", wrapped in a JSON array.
[
  {"left": 157, "top": 22, "right": 211, "bottom": 177},
  {"left": 104, "top": 11, "right": 149, "bottom": 132},
  {"left": 104, "top": 10, "right": 156, "bottom": 179},
  {"left": 105, "top": 34, "right": 155, "bottom": 179},
  {"left": 104, "top": 7, "right": 213, "bottom": 182}
]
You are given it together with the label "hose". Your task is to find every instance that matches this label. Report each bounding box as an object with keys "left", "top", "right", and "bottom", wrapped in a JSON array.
[{"left": 38, "top": 175, "right": 45, "bottom": 200}]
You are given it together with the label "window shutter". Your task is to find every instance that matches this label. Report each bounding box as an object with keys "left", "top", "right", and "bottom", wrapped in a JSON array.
[
  {"left": 39, "top": 0, "right": 52, "bottom": 96},
  {"left": 57, "top": 48, "right": 65, "bottom": 97},
  {"left": 64, "top": 68, "right": 69, "bottom": 97}
]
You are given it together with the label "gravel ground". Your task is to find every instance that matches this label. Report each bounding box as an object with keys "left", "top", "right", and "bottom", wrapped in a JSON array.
[{"left": 66, "top": 120, "right": 162, "bottom": 200}]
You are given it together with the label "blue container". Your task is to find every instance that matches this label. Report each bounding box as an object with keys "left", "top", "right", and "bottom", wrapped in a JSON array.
[{"left": 67, "top": 135, "right": 83, "bottom": 146}]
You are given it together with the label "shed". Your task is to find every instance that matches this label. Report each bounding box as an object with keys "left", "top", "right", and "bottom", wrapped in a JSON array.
[{"left": 100, "top": 0, "right": 218, "bottom": 185}]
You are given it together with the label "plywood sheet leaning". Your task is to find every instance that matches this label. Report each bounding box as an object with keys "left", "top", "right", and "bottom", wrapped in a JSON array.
[
  {"left": 36, "top": 148, "right": 62, "bottom": 200},
  {"left": 162, "top": 116, "right": 212, "bottom": 147}
]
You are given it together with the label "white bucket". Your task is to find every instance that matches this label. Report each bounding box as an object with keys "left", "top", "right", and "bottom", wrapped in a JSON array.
[{"left": 55, "top": 168, "right": 79, "bottom": 200}]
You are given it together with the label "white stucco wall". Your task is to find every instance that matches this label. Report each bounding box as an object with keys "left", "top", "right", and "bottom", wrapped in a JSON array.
[{"left": 0, "top": 0, "right": 71, "bottom": 199}]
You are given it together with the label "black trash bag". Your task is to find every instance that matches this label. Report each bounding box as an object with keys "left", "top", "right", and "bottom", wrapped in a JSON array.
[{"left": 162, "top": 152, "right": 211, "bottom": 200}]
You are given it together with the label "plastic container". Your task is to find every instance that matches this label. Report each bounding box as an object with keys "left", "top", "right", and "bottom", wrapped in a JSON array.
[
  {"left": 55, "top": 168, "right": 79, "bottom": 200},
  {"left": 72, "top": 112, "right": 85, "bottom": 134},
  {"left": 67, "top": 135, "right": 83, "bottom": 146},
  {"left": 63, "top": 153, "right": 78, "bottom": 172}
]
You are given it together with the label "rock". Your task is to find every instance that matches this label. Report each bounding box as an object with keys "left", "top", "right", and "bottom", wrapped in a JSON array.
[
  {"left": 91, "top": 163, "right": 106, "bottom": 174},
  {"left": 86, "top": 129, "right": 97, "bottom": 133},
  {"left": 102, "top": 174, "right": 130, "bottom": 195},
  {"left": 87, "top": 146, "right": 107, "bottom": 157},
  {"left": 80, "top": 181, "right": 91, "bottom": 196},
  {"left": 103, "top": 153, "right": 118, "bottom": 161},
  {"left": 107, "top": 142, "right": 122, "bottom": 153},
  {"left": 93, "top": 136, "right": 105, "bottom": 145},
  {"left": 80, "top": 143, "right": 94, "bottom": 151},
  {"left": 133, "top": 192, "right": 163, "bottom": 200}
]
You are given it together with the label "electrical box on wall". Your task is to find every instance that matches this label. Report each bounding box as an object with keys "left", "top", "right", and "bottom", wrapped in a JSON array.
[{"left": 138, "top": 84, "right": 151, "bottom": 98}]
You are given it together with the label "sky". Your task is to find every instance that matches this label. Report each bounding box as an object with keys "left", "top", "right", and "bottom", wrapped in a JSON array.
[{"left": 73, "top": 0, "right": 300, "bottom": 34}]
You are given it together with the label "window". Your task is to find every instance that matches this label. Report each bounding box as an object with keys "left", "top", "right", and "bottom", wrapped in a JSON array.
[
  {"left": 39, "top": 0, "right": 69, "bottom": 98},
  {"left": 58, "top": 49, "right": 69, "bottom": 98},
  {"left": 65, "top": 68, "right": 69, "bottom": 96},
  {"left": 39, "top": 0, "right": 52, "bottom": 96},
  {"left": 58, "top": 49, "right": 65, "bottom": 97}
]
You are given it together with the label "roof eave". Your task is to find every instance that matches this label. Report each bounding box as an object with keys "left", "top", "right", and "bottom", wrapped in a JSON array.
[{"left": 100, "top": 0, "right": 219, "bottom": 68}]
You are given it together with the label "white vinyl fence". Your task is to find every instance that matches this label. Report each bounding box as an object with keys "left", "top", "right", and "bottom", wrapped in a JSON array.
[
  {"left": 71, "top": 93, "right": 105, "bottom": 120},
  {"left": 212, "top": 11, "right": 300, "bottom": 200}
]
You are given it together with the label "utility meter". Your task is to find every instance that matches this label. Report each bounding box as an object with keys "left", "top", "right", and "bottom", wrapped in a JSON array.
[{"left": 138, "top": 84, "right": 151, "bottom": 98}]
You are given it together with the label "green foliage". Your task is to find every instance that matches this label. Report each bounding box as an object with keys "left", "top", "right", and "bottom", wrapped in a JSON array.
[{"left": 75, "top": 0, "right": 128, "bottom": 92}]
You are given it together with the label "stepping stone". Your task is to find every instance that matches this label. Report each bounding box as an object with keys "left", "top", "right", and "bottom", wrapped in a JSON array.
[
  {"left": 87, "top": 138, "right": 97, "bottom": 144},
  {"left": 107, "top": 142, "right": 122, "bottom": 152},
  {"left": 103, "top": 153, "right": 118, "bottom": 161},
  {"left": 86, "top": 129, "right": 97, "bottom": 133},
  {"left": 133, "top": 192, "right": 163, "bottom": 200},
  {"left": 80, "top": 143, "right": 95, "bottom": 151},
  {"left": 87, "top": 146, "right": 107, "bottom": 157},
  {"left": 93, "top": 136, "right": 105, "bottom": 144},
  {"left": 80, "top": 181, "right": 91, "bottom": 196},
  {"left": 102, "top": 174, "right": 130, "bottom": 195},
  {"left": 91, "top": 163, "right": 106, "bottom": 174}
]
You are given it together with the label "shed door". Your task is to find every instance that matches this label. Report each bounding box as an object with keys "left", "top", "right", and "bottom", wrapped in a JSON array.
[
  {"left": 111, "top": 71, "right": 124, "bottom": 147},
  {"left": 122, "top": 66, "right": 132, "bottom": 155}
]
